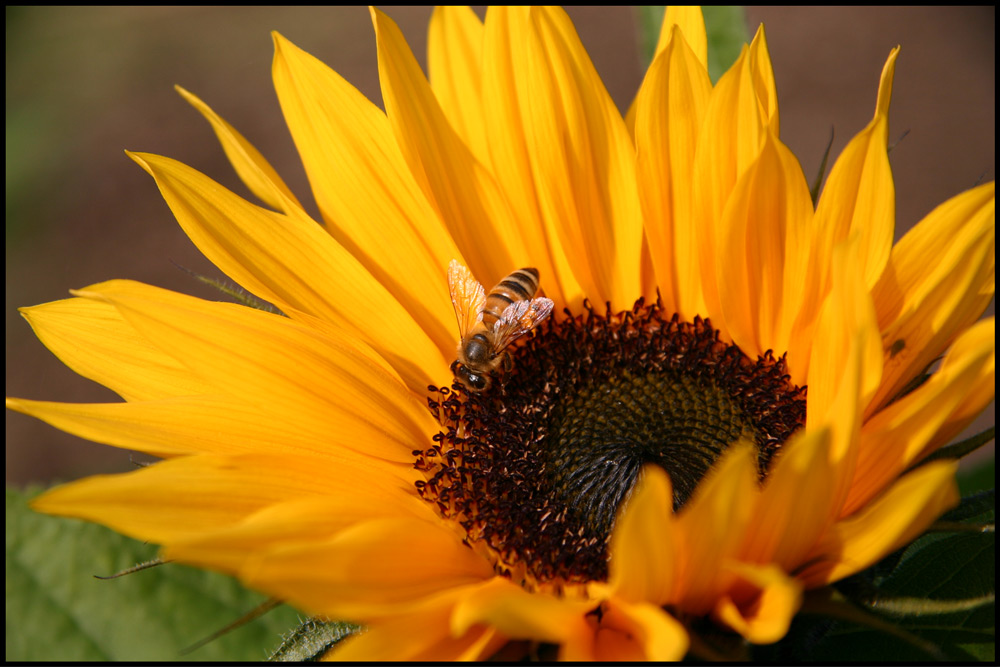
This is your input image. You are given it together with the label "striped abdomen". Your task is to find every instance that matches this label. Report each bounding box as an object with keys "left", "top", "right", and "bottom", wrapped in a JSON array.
[{"left": 481, "top": 268, "right": 541, "bottom": 329}]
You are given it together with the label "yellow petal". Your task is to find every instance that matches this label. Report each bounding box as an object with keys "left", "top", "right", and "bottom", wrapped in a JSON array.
[
  {"left": 451, "top": 576, "right": 594, "bottom": 643},
  {"left": 498, "top": 6, "right": 643, "bottom": 309},
  {"left": 18, "top": 297, "right": 212, "bottom": 402},
  {"left": 813, "top": 48, "right": 898, "bottom": 295},
  {"left": 869, "top": 182, "right": 995, "bottom": 415},
  {"left": 921, "top": 317, "right": 995, "bottom": 451},
  {"left": 624, "top": 6, "right": 707, "bottom": 135},
  {"left": 592, "top": 599, "right": 689, "bottom": 661},
  {"left": 165, "top": 481, "right": 432, "bottom": 573},
  {"left": 691, "top": 45, "right": 767, "bottom": 336},
  {"left": 73, "top": 280, "right": 436, "bottom": 463},
  {"left": 810, "top": 236, "right": 886, "bottom": 410},
  {"left": 807, "top": 239, "right": 877, "bottom": 419},
  {"left": 480, "top": 7, "right": 578, "bottom": 306},
  {"left": 333, "top": 624, "right": 501, "bottom": 662},
  {"left": 845, "top": 317, "right": 995, "bottom": 515},
  {"left": 174, "top": 86, "right": 303, "bottom": 213},
  {"left": 330, "top": 584, "right": 504, "bottom": 661},
  {"left": 675, "top": 442, "right": 759, "bottom": 610},
  {"left": 128, "top": 152, "right": 450, "bottom": 391},
  {"left": 371, "top": 7, "right": 526, "bottom": 283},
  {"left": 712, "top": 562, "right": 802, "bottom": 644},
  {"left": 806, "top": 239, "right": 882, "bottom": 517},
  {"left": 739, "top": 427, "right": 835, "bottom": 570},
  {"left": 799, "top": 460, "right": 959, "bottom": 587},
  {"left": 31, "top": 452, "right": 341, "bottom": 543},
  {"left": 609, "top": 465, "right": 677, "bottom": 604},
  {"left": 241, "top": 517, "right": 494, "bottom": 618},
  {"left": 659, "top": 7, "right": 707, "bottom": 71},
  {"left": 718, "top": 129, "right": 814, "bottom": 358},
  {"left": 428, "top": 6, "right": 489, "bottom": 168},
  {"left": 270, "top": 33, "right": 460, "bottom": 357},
  {"left": 748, "top": 25, "right": 779, "bottom": 134},
  {"left": 634, "top": 25, "right": 712, "bottom": 318},
  {"left": 4, "top": 395, "right": 344, "bottom": 459}
]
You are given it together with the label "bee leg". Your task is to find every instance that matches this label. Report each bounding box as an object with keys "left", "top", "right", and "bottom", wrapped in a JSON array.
[{"left": 501, "top": 352, "right": 513, "bottom": 374}]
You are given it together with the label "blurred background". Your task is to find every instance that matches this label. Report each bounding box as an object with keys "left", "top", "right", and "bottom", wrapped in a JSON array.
[{"left": 6, "top": 7, "right": 994, "bottom": 485}]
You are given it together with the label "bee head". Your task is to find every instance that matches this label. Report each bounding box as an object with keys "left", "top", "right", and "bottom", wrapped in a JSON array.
[{"left": 450, "top": 360, "right": 491, "bottom": 392}]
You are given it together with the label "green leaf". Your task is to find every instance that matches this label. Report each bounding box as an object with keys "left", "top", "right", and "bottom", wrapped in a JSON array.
[
  {"left": 798, "top": 619, "right": 986, "bottom": 662},
  {"left": 957, "top": 455, "right": 996, "bottom": 497},
  {"left": 885, "top": 531, "right": 994, "bottom": 614},
  {"left": 937, "top": 488, "right": 995, "bottom": 529},
  {"left": 634, "top": 6, "right": 665, "bottom": 69},
  {"left": 6, "top": 485, "right": 303, "bottom": 661},
  {"left": 634, "top": 7, "right": 750, "bottom": 83},
  {"left": 702, "top": 6, "right": 749, "bottom": 83}
]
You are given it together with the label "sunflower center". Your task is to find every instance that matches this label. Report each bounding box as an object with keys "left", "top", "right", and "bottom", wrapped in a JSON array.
[
  {"left": 546, "top": 369, "right": 758, "bottom": 538},
  {"left": 415, "top": 298, "right": 806, "bottom": 584}
]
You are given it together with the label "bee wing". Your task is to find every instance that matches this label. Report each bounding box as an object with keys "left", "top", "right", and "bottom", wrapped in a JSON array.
[
  {"left": 448, "top": 260, "right": 486, "bottom": 338},
  {"left": 491, "top": 297, "right": 554, "bottom": 352}
]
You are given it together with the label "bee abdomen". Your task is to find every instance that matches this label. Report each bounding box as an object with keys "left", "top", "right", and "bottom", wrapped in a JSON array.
[{"left": 482, "top": 268, "right": 540, "bottom": 328}]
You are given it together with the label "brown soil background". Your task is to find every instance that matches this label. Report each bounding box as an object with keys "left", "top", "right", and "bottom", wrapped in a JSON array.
[{"left": 6, "top": 7, "right": 994, "bottom": 485}]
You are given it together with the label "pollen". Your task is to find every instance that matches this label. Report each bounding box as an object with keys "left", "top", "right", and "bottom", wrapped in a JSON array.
[{"left": 416, "top": 297, "right": 807, "bottom": 584}]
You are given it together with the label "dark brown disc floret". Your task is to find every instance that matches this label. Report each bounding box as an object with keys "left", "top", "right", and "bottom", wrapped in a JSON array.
[{"left": 415, "top": 297, "right": 806, "bottom": 584}]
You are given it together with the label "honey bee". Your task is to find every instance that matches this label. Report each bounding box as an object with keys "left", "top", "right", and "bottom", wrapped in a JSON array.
[{"left": 448, "top": 259, "right": 554, "bottom": 392}]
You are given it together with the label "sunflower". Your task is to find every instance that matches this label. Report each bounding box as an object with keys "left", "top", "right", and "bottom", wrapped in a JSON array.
[{"left": 7, "top": 6, "right": 994, "bottom": 661}]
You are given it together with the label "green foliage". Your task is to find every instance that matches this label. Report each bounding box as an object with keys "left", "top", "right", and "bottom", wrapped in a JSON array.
[
  {"left": 6, "top": 486, "right": 303, "bottom": 661},
  {"left": 634, "top": 6, "right": 665, "bottom": 69},
  {"left": 958, "top": 455, "right": 995, "bottom": 497},
  {"left": 634, "top": 6, "right": 750, "bottom": 83},
  {"left": 702, "top": 6, "right": 749, "bottom": 83}
]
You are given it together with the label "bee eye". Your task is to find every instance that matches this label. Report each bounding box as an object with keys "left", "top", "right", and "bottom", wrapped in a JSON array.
[
  {"left": 451, "top": 362, "right": 489, "bottom": 392},
  {"left": 452, "top": 362, "right": 471, "bottom": 381}
]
